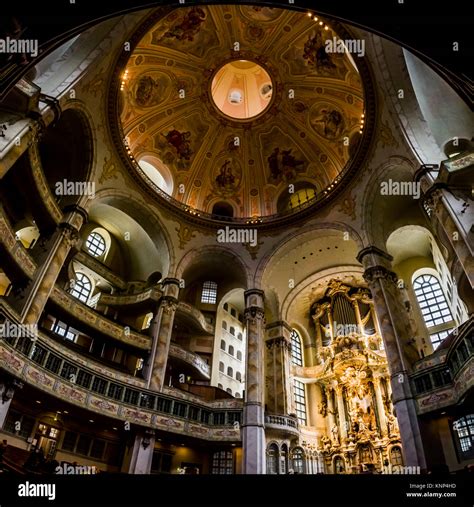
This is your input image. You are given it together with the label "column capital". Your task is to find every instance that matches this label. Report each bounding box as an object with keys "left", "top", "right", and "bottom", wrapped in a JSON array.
[
  {"left": 58, "top": 222, "right": 81, "bottom": 247},
  {"left": 356, "top": 246, "right": 393, "bottom": 267},
  {"left": 244, "top": 288, "right": 265, "bottom": 308},
  {"left": 159, "top": 295, "right": 179, "bottom": 315},
  {"left": 244, "top": 306, "right": 265, "bottom": 324},
  {"left": 363, "top": 265, "right": 398, "bottom": 286},
  {"left": 62, "top": 204, "right": 89, "bottom": 224}
]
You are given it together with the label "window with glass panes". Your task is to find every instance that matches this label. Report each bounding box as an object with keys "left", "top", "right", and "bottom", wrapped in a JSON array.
[
  {"left": 390, "top": 446, "right": 403, "bottom": 466},
  {"left": 211, "top": 450, "right": 233, "bottom": 474},
  {"left": 70, "top": 273, "right": 92, "bottom": 304},
  {"left": 290, "top": 330, "right": 307, "bottom": 425},
  {"left": 413, "top": 274, "right": 454, "bottom": 349},
  {"left": 86, "top": 232, "right": 106, "bottom": 258},
  {"left": 201, "top": 281, "right": 217, "bottom": 304},
  {"left": 453, "top": 415, "right": 474, "bottom": 458}
]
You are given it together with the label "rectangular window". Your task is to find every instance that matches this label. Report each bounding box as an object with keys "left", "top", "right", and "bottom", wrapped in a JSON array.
[
  {"left": 90, "top": 439, "right": 106, "bottom": 460},
  {"left": 61, "top": 431, "right": 78, "bottom": 452},
  {"left": 156, "top": 398, "right": 172, "bottom": 413},
  {"left": 76, "top": 370, "right": 92, "bottom": 389},
  {"left": 172, "top": 402, "right": 187, "bottom": 418},
  {"left": 31, "top": 345, "right": 47, "bottom": 366},
  {"left": 107, "top": 383, "right": 123, "bottom": 401},
  {"left": 76, "top": 435, "right": 92, "bottom": 456},
  {"left": 123, "top": 389, "right": 139, "bottom": 405},
  {"left": 213, "top": 413, "right": 226, "bottom": 426},
  {"left": 294, "top": 380, "right": 307, "bottom": 425},
  {"left": 211, "top": 451, "right": 233, "bottom": 474},
  {"left": 45, "top": 353, "right": 62, "bottom": 374},
  {"left": 60, "top": 363, "right": 78, "bottom": 381},
  {"left": 91, "top": 377, "right": 107, "bottom": 395},
  {"left": 201, "top": 281, "right": 217, "bottom": 304}
]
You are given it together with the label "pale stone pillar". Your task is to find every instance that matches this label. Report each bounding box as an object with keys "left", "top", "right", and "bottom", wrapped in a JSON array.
[
  {"left": 357, "top": 246, "right": 427, "bottom": 469},
  {"left": 147, "top": 278, "right": 180, "bottom": 392},
  {"left": 21, "top": 205, "right": 87, "bottom": 325},
  {"left": 0, "top": 379, "right": 23, "bottom": 429},
  {"left": 127, "top": 431, "right": 155, "bottom": 474},
  {"left": 242, "top": 289, "right": 266, "bottom": 474},
  {"left": 335, "top": 385, "right": 347, "bottom": 442},
  {"left": 373, "top": 377, "right": 388, "bottom": 437},
  {"left": 265, "top": 321, "right": 292, "bottom": 415}
]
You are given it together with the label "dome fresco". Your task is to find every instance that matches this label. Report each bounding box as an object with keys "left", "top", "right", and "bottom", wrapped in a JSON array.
[{"left": 118, "top": 5, "right": 367, "bottom": 219}]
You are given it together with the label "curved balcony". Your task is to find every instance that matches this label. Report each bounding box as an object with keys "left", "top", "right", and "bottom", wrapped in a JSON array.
[
  {"left": 0, "top": 205, "right": 37, "bottom": 280},
  {"left": 176, "top": 302, "right": 214, "bottom": 335},
  {"left": 98, "top": 287, "right": 162, "bottom": 308},
  {"left": 50, "top": 287, "right": 151, "bottom": 351},
  {"left": 265, "top": 413, "right": 300, "bottom": 437},
  {"left": 74, "top": 251, "right": 127, "bottom": 290},
  {"left": 412, "top": 318, "right": 474, "bottom": 414},
  {"left": 27, "top": 144, "right": 63, "bottom": 229},
  {"left": 0, "top": 338, "right": 242, "bottom": 442},
  {"left": 169, "top": 343, "right": 211, "bottom": 380}
]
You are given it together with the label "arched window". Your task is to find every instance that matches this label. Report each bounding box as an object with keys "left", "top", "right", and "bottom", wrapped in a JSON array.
[
  {"left": 237, "top": 332, "right": 243, "bottom": 341},
  {"left": 226, "top": 388, "right": 232, "bottom": 395},
  {"left": 231, "top": 308, "right": 236, "bottom": 318},
  {"left": 219, "top": 362, "right": 224, "bottom": 373},
  {"left": 228, "top": 345, "right": 234, "bottom": 356},
  {"left": 267, "top": 444, "right": 279, "bottom": 474},
  {"left": 237, "top": 351, "right": 242, "bottom": 361},
  {"left": 290, "top": 330, "right": 307, "bottom": 425},
  {"left": 70, "top": 273, "right": 92, "bottom": 303},
  {"left": 291, "top": 448, "right": 305, "bottom": 474},
  {"left": 220, "top": 340, "right": 226, "bottom": 350},
  {"left": 227, "top": 366, "right": 233, "bottom": 378},
  {"left": 218, "top": 383, "right": 223, "bottom": 389},
  {"left": 235, "top": 392, "right": 240, "bottom": 398},
  {"left": 224, "top": 303, "right": 229, "bottom": 311},
  {"left": 390, "top": 446, "right": 403, "bottom": 467},
  {"left": 230, "top": 326, "right": 235, "bottom": 336},
  {"left": 201, "top": 281, "right": 217, "bottom": 304},
  {"left": 222, "top": 320, "right": 227, "bottom": 330},
  {"left": 413, "top": 273, "right": 455, "bottom": 349},
  {"left": 85, "top": 231, "right": 106, "bottom": 258},
  {"left": 280, "top": 444, "right": 288, "bottom": 474},
  {"left": 236, "top": 372, "right": 241, "bottom": 381}
]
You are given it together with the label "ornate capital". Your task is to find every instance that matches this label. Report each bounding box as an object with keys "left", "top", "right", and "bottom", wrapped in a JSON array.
[
  {"left": 244, "top": 306, "right": 265, "bottom": 324},
  {"left": 363, "top": 265, "right": 398, "bottom": 286},
  {"left": 265, "top": 336, "right": 290, "bottom": 350},
  {"left": 58, "top": 223, "right": 80, "bottom": 247},
  {"left": 159, "top": 296, "right": 178, "bottom": 315}
]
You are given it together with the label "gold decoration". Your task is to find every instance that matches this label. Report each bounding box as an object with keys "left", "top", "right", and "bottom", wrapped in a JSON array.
[{"left": 175, "top": 224, "right": 196, "bottom": 249}]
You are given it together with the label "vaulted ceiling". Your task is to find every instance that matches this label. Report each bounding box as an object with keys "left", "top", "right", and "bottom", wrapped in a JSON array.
[{"left": 119, "top": 5, "right": 366, "bottom": 218}]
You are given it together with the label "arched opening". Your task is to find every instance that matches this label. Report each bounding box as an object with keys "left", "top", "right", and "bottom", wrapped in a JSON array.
[
  {"left": 137, "top": 156, "right": 174, "bottom": 195},
  {"left": 212, "top": 201, "right": 234, "bottom": 218},
  {"left": 38, "top": 109, "right": 93, "bottom": 205},
  {"left": 266, "top": 443, "right": 279, "bottom": 474},
  {"left": 277, "top": 182, "right": 317, "bottom": 213}
]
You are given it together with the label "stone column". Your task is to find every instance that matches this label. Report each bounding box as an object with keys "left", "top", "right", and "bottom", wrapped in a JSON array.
[
  {"left": 21, "top": 205, "right": 87, "bottom": 325},
  {"left": 242, "top": 288, "right": 266, "bottom": 474},
  {"left": 127, "top": 430, "right": 155, "bottom": 474},
  {"left": 357, "top": 246, "right": 427, "bottom": 469},
  {"left": 335, "top": 385, "right": 347, "bottom": 442},
  {"left": 373, "top": 376, "right": 388, "bottom": 437},
  {"left": 424, "top": 187, "right": 474, "bottom": 288},
  {"left": 265, "top": 321, "right": 292, "bottom": 415},
  {"left": 0, "top": 379, "right": 23, "bottom": 429},
  {"left": 147, "top": 278, "right": 180, "bottom": 392}
]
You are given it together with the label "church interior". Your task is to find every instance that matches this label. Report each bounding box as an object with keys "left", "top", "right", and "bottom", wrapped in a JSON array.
[{"left": 0, "top": 4, "right": 472, "bottom": 477}]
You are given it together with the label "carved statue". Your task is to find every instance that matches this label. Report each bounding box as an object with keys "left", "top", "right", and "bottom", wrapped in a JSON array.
[
  {"left": 331, "top": 423, "right": 339, "bottom": 445},
  {"left": 387, "top": 413, "right": 398, "bottom": 436}
]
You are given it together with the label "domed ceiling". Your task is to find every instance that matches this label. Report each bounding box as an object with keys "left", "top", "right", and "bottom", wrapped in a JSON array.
[{"left": 118, "top": 5, "right": 366, "bottom": 219}]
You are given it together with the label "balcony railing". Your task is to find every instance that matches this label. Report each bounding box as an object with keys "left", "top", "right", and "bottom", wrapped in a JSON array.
[
  {"left": 176, "top": 302, "right": 214, "bottom": 335},
  {"left": 0, "top": 332, "right": 242, "bottom": 441},
  {"left": 265, "top": 414, "right": 299, "bottom": 435},
  {"left": 410, "top": 318, "right": 473, "bottom": 414},
  {"left": 50, "top": 287, "right": 151, "bottom": 350},
  {"left": 169, "top": 343, "right": 210, "bottom": 379}
]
